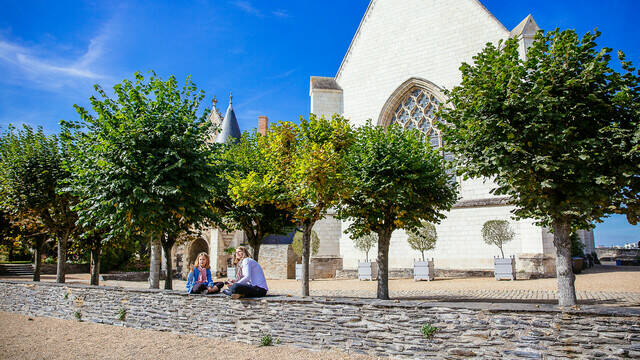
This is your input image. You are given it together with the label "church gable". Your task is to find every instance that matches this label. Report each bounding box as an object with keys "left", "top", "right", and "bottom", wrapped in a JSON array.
[{"left": 335, "top": 0, "right": 510, "bottom": 126}]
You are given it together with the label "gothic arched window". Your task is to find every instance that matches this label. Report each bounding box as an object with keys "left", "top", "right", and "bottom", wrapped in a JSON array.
[
  {"left": 388, "top": 86, "right": 455, "bottom": 183},
  {"left": 390, "top": 88, "right": 443, "bottom": 149}
]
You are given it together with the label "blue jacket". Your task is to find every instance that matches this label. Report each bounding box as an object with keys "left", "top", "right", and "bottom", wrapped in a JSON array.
[{"left": 186, "top": 267, "right": 213, "bottom": 293}]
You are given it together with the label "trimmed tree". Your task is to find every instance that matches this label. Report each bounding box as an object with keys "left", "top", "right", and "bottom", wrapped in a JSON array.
[
  {"left": 231, "top": 114, "right": 354, "bottom": 296},
  {"left": 70, "top": 71, "right": 222, "bottom": 290},
  {"left": 215, "top": 131, "right": 293, "bottom": 262},
  {"left": 407, "top": 222, "right": 437, "bottom": 262},
  {"left": 292, "top": 229, "right": 320, "bottom": 259},
  {"left": 338, "top": 123, "right": 458, "bottom": 300},
  {"left": 353, "top": 233, "right": 377, "bottom": 263},
  {"left": 441, "top": 29, "right": 640, "bottom": 306},
  {"left": 0, "top": 125, "right": 76, "bottom": 283},
  {"left": 481, "top": 220, "right": 514, "bottom": 259}
]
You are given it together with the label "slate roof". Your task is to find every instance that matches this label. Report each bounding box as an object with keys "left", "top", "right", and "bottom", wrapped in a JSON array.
[
  {"left": 215, "top": 96, "right": 242, "bottom": 144},
  {"left": 310, "top": 76, "right": 342, "bottom": 91}
]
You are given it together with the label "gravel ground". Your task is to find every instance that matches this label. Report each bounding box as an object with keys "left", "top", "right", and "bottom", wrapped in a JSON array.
[{"left": 0, "top": 311, "right": 380, "bottom": 360}]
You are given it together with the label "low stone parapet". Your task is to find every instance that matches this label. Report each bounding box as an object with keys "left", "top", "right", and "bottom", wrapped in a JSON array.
[{"left": 0, "top": 280, "right": 638, "bottom": 359}]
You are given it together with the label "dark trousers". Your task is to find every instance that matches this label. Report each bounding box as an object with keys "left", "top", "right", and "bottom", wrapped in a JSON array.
[
  {"left": 190, "top": 282, "right": 224, "bottom": 294},
  {"left": 230, "top": 283, "right": 267, "bottom": 297}
]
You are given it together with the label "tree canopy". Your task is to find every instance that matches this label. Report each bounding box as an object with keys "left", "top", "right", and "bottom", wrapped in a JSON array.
[
  {"left": 230, "top": 114, "right": 354, "bottom": 296},
  {"left": 407, "top": 222, "right": 438, "bottom": 262},
  {"left": 0, "top": 125, "right": 76, "bottom": 282},
  {"left": 339, "top": 122, "right": 458, "bottom": 299},
  {"left": 68, "top": 71, "right": 221, "bottom": 289},
  {"left": 481, "top": 220, "right": 515, "bottom": 259},
  {"left": 441, "top": 29, "right": 640, "bottom": 305}
]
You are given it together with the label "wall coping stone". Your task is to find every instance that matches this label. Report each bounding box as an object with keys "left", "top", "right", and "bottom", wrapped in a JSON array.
[{"left": 2, "top": 279, "right": 637, "bottom": 318}]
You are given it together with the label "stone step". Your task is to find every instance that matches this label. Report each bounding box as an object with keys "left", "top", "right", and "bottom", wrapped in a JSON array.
[{"left": 0, "top": 264, "right": 34, "bottom": 276}]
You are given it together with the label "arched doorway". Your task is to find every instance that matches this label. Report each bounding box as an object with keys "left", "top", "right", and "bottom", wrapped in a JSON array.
[{"left": 185, "top": 238, "right": 209, "bottom": 273}]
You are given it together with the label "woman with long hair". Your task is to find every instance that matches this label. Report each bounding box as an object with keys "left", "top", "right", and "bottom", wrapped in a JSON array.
[{"left": 224, "top": 246, "right": 268, "bottom": 299}]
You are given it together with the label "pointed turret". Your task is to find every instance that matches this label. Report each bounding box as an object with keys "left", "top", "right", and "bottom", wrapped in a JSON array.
[{"left": 215, "top": 92, "right": 242, "bottom": 144}]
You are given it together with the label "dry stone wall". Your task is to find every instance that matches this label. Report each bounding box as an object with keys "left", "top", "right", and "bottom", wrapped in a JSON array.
[{"left": 0, "top": 280, "right": 638, "bottom": 359}]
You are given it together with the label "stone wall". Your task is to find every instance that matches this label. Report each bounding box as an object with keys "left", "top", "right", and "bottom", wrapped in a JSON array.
[
  {"left": 310, "top": 257, "right": 343, "bottom": 279},
  {"left": 40, "top": 263, "right": 90, "bottom": 274},
  {"left": 260, "top": 244, "right": 296, "bottom": 279},
  {"left": 597, "top": 247, "right": 640, "bottom": 262},
  {"left": 1, "top": 280, "right": 638, "bottom": 359}
]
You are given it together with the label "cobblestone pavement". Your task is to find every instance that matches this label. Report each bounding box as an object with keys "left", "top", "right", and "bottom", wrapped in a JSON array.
[{"left": 267, "top": 287, "right": 640, "bottom": 307}]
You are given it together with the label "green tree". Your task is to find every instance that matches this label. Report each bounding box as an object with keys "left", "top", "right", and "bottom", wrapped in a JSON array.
[
  {"left": 338, "top": 123, "right": 458, "bottom": 299},
  {"left": 481, "top": 220, "right": 515, "bottom": 259},
  {"left": 352, "top": 232, "right": 377, "bottom": 263},
  {"left": 215, "top": 131, "right": 293, "bottom": 261},
  {"left": 0, "top": 125, "right": 76, "bottom": 283},
  {"left": 407, "top": 222, "right": 437, "bottom": 262},
  {"left": 231, "top": 114, "right": 354, "bottom": 296},
  {"left": 70, "top": 71, "right": 222, "bottom": 290},
  {"left": 441, "top": 29, "right": 640, "bottom": 306}
]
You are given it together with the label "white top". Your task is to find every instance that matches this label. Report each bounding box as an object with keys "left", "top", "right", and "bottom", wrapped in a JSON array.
[{"left": 237, "top": 258, "right": 268, "bottom": 291}]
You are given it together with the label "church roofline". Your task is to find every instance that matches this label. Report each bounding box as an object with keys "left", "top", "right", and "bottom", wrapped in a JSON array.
[{"left": 334, "top": 0, "right": 510, "bottom": 81}]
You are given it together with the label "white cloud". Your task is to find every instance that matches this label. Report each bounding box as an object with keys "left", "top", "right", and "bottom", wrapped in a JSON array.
[
  {"left": 272, "top": 9, "right": 289, "bottom": 18},
  {"left": 0, "top": 20, "right": 115, "bottom": 92},
  {"left": 233, "top": 1, "right": 263, "bottom": 17},
  {"left": 267, "top": 68, "right": 296, "bottom": 79}
]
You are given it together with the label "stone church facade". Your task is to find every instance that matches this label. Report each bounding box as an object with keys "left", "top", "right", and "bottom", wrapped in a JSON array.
[
  {"left": 309, "top": 0, "right": 594, "bottom": 278},
  {"left": 167, "top": 0, "right": 594, "bottom": 280}
]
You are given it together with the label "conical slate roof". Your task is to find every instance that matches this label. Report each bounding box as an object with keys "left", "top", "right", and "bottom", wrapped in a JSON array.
[{"left": 215, "top": 93, "right": 242, "bottom": 144}]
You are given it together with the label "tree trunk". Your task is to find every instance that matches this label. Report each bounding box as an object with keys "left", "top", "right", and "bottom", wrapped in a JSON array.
[
  {"left": 300, "top": 220, "right": 314, "bottom": 297},
  {"left": 56, "top": 230, "right": 69, "bottom": 283},
  {"left": 90, "top": 241, "right": 102, "bottom": 286},
  {"left": 162, "top": 238, "right": 175, "bottom": 290},
  {"left": 500, "top": 246, "right": 505, "bottom": 259},
  {"left": 376, "top": 229, "right": 392, "bottom": 300},
  {"left": 33, "top": 238, "right": 44, "bottom": 282},
  {"left": 245, "top": 229, "right": 262, "bottom": 262},
  {"left": 149, "top": 236, "right": 161, "bottom": 289},
  {"left": 552, "top": 218, "right": 577, "bottom": 306}
]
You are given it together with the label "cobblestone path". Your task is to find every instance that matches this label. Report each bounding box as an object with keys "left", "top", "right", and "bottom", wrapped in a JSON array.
[{"left": 269, "top": 288, "right": 640, "bottom": 306}]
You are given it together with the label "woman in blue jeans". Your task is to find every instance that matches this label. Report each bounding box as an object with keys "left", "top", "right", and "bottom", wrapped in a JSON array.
[{"left": 224, "top": 246, "right": 268, "bottom": 299}]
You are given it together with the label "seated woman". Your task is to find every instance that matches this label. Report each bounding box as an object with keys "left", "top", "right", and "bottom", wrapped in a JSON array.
[
  {"left": 186, "top": 252, "right": 224, "bottom": 294},
  {"left": 224, "top": 246, "right": 268, "bottom": 299}
]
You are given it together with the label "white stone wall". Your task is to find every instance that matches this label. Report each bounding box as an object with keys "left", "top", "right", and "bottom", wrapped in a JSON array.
[
  {"left": 312, "top": 210, "right": 342, "bottom": 257},
  {"left": 340, "top": 205, "right": 544, "bottom": 272},
  {"left": 310, "top": 89, "right": 343, "bottom": 118},
  {"left": 335, "top": 0, "right": 509, "bottom": 127}
]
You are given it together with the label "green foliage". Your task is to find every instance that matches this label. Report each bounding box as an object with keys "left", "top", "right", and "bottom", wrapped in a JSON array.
[
  {"left": 275, "top": 338, "right": 281, "bottom": 345},
  {"left": 570, "top": 232, "right": 585, "bottom": 258},
  {"left": 291, "top": 230, "right": 319, "bottom": 258},
  {"left": 214, "top": 131, "right": 293, "bottom": 261},
  {"left": 67, "top": 71, "right": 220, "bottom": 241},
  {"left": 231, "top": 114, "right": 355, "bottom": 295},
  {"left": 44, "top": 257, "right": 56, "bottom": 264},
  {"left": 74, "top": 310, "right": 81, "bottom": 320},
  {"left": 223, "top": 247, "right": 236, "bottom": 255},
  {"left": 407, "top": 222, "right": 437, "bottom": 261},
  {"left": 481, "top": 220, "right": 515, "bottom": 258},
  {"left": 352, "top": 233, "right": 377, "bottom": 263},
  {"left": 118, "top": 308, "right": 126, "bottom": 321},
  {"left": 0, "top": 125, "right": 76, "bottom": 277},
  {"left": 339, "top": 122, "right": 458, "bottom": 238},
  {"left": 338, "top": 122, "right": 458, "bottom": 299},
  {"left": 259, "top": 333, "right": 273, "bottom": 346},
  {"left": 421, "top": 324, "right": 438, "bottom": 339},
  {"left": 441, "top": 29, "right": 640, "bottom": 229},
  {"left": 441, "top": 28, "right": 640, "bottom": 305}
]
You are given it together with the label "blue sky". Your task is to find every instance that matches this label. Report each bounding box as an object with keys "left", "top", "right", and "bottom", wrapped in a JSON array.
[{"left": 1, "top": 0, "right": 638, "bottom": 247}]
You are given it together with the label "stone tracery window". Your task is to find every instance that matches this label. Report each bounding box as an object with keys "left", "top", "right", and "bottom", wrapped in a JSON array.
[
  {"left": 390, "top": 87, "right": 455, "bottom": 183},
  {"left": 390, "top": 88, "right": 443, "bottom": 149}
]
